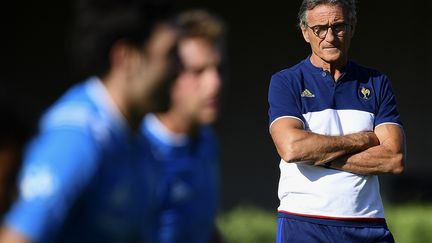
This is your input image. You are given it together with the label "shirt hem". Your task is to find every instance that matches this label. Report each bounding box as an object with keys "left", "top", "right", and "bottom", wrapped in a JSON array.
[{"left": 278, "top": 210, "right": 387, "bottom": 228}]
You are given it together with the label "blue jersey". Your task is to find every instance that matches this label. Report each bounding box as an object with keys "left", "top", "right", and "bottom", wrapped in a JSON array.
[
  {"left": 3, "top": 77, "right": 159, "bottom": 243},
  {"left": 268, "top": 57, "right": 402, "bottom": 220},
  {"left": 269, "top": 57, "right": 402, "bottom": 129},
  {"left": 141, "top": 114, "right": 219, "bottom": 243}
]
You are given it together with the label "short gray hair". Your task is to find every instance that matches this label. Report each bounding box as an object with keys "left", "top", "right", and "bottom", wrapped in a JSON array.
[{"left": 298, "top": 0, "right": 357, "bottom": 27}]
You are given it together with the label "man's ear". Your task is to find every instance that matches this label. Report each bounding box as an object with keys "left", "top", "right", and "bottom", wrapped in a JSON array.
[{"left": 301, "top": 26, "right": 310, "bottom": 43}]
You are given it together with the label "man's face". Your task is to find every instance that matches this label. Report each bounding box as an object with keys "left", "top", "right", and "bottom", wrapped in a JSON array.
[
  {"left": 301, "top": 4, "right": 353, "bottom": 65},
  {"left": 128, "top": 23, "right": 178, "bottom": 115},
  {"left": 171, "top": 37, "right": 222, "bottom": 125}
]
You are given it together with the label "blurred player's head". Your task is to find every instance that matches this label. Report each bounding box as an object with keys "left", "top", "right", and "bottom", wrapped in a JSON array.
[
  {"left": 298, "top": 0, "right": 357, "bottom": 65},
  {"left": 166, "top": 9, "right": 225, "bottom": 127},
  {"left": 71, "top": 0, "right": 180, "bottom": 126}
]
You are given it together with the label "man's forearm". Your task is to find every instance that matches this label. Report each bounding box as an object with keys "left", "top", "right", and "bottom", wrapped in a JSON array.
[
  {"left": 328, "top": 143, "right": 404, "bottom": 175},
  {"left": 277, "top": 129, "right": 380, "bottom": 165},
  {"left": 327, "top": 124, "right": 405, "bottom": 175}
]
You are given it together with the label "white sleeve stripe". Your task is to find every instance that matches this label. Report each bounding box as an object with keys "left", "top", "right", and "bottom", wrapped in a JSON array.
[
  {"left": 374, "top": 122, "right": 403, "bottom": 129},
  {"left": 269, "top": 116, "right": 305, "bottom": 133}
]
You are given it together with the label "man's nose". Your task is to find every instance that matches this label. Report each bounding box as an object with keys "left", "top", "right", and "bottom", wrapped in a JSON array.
[
  {"left": 324, "top": 26, "right": 337, "bottom": 42},
  {"left": 207, "top": 67, "right": 222, "bottom": 93}
]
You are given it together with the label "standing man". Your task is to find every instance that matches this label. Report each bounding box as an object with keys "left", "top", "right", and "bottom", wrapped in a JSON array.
[
  {"left": 0, "top": 0, "right": 179, "bottom": 242},
  {"left": 268, "top": 0, "right": 405, "bottom": 242},
  {"left": 141, "top": 10, "right": 224, "bottom": 243}
]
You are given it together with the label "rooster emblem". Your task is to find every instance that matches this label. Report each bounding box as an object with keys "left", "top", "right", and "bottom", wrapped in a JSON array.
[{"left": 361, "top": 87, "right": 371, "bottom": 100}]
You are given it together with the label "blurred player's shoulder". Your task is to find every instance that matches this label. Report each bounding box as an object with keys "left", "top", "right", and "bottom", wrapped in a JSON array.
[{"left": 39, "top": 77, "right": 120, "bottom": 144}]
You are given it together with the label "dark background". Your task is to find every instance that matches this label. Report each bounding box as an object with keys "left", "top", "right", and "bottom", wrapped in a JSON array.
[{"left": 7, "top": 1, "right": 431, "bottom": 212}]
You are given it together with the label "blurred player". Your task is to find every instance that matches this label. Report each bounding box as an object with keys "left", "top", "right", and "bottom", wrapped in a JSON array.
[
  {"left": 141, "top": 9, "right": 225, "bottom": 243},
  {"left": 0, "top": 1, "right": 179, "bottom": 242}
]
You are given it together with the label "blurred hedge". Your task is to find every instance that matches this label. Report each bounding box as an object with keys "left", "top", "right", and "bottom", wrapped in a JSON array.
[
  {"left": 217, "top": 204, "right": 432, "bottom": 243},
  {"left": 386, "top": 204, "right": 432, "bottom": 243},
  {"left": 217, "top": 205, "right": 277, "bottom": 243}
]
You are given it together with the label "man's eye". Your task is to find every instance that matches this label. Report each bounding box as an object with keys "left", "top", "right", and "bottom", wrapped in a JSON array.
[
  {"left": 334, "top": 24, "right": 344, "bottom": 30},
  {"left": 183, "top": 67, "right": 205, "bottom": 76},
  {"left": 191, "top": 67, "right": 206, "bottom": 75},
  {"left": 313, "top": 26, "right": 326, "bottom": 33}
]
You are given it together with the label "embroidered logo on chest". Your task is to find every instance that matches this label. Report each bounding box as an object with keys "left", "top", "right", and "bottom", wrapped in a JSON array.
[
  {"left": 359, "top": 87, "right": 372, "bottom": 100},
  {"left": 301, "top": 89, "right": 315, "bottom": 98}
]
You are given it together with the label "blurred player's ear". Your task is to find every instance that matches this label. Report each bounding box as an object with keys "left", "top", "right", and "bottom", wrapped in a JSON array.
[
  {"left": 109, "top": 40, "right": 129, "bottom": 71},
  {"left": 109, "top": 40, "right": 143, "bottom": 74},
  {"left": 109, "top": 40, "right": 131, "bottom": 70}
]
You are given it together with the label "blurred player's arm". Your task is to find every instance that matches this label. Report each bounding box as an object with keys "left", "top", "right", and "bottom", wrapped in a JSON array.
[
  {"left": 270, "top": 118, "right": 379, "bottom": 165},
  {"left": 329, "top": 123, "right": 405, "bottom": 175},
  {"left": 0, "top": 226, "right": 28, "bottom": 243},
  {"left": 0, "top": 128, "right": 100, "bottom": 243}
]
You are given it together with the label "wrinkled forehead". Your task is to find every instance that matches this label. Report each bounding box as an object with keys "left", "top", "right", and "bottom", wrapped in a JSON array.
[{"left": 306, "top": 4, "right": 347, "bottom": 24}]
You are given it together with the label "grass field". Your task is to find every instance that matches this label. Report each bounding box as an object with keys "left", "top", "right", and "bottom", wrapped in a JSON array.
[
  {"left": 217, "top": 204, "right": 432, "bottom": 243},
  {"left": 385, "top": 204, "right": 432, "bottom": 243}
]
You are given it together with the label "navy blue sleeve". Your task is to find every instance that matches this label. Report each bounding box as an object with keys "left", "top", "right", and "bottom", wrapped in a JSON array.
[
  {"left": 374, "top": 75, "right": 402, "bottom": 127},
  {"left": 3, "top": 127, "right": 100, "bottom": 241},
  {"left": 268, "top": 73, "right": 305, "bottom": 129}
]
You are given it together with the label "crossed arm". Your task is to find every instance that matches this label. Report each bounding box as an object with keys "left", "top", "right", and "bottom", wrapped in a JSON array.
[{"left": 270, "top": 118, "right": 405, "bottom": 175}]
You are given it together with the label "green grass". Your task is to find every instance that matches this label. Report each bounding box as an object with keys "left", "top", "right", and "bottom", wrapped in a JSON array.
[
  {"left": 386, "top": 204, "right": 432, "bottom": 243},
  {"left": 217, "top": 204, "right": 432, "bottom": 243},
  {"left": 217, "top": 205, "right": 277, "bottom": 243}
]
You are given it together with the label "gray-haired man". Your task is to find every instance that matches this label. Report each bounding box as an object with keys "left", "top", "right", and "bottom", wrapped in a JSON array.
[{"left": 268, "top": 0, "right": 405, "bottom": 242}]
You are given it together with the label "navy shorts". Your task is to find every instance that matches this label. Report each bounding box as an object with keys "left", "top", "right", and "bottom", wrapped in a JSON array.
[{"left": 276, "top": 212, "right": 395, "bottom": 243}]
